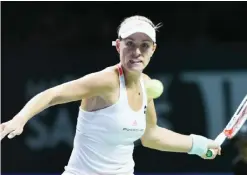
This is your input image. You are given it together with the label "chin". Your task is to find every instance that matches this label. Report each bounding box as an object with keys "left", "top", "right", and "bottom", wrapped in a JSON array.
[
  {"left": 126, "top": 64, "right": 144, "bottom": 73},
  {"left": 129, "top": 67, "right": 143, "bottom": 73}
]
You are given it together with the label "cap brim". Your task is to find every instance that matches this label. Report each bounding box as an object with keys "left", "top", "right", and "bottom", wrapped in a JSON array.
[{"left": 120, "top": 28, "right": 155, "bottom": 42}]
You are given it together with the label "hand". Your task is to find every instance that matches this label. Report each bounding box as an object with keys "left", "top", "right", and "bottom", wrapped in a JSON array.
[
  {"left": 0, "top": 117, "right": 27, "bottom": 140},
  {"left": 201, "top": 139, "right": 221, "bottom": 160}
]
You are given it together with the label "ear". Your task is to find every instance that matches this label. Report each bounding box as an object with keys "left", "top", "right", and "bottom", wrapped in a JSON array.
[
  {"left": 152, "top": 43, "right": 157, "bottom": 52},
  {"left": 150, "top": 43, "right": 157, "bottom": 57},
  {"left": 115, "top": 39, "right": 121, "bottom": 54}
]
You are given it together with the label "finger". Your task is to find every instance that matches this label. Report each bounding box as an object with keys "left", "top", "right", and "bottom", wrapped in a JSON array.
[
  {"left": 218, "top": 147, "right": 222, "bottom": 155},
  {"left": 8, "top": 128, "right": 23, "bottom": 139},
  {"left": 1, "top": 128, "right": 12, "bottom": 141},
  {"left": 8, "top": 132, "right": 16, "bottom": 139},
  {"left": 211, "top": 148, "right": 220, "bottom": 156},
  {"left": 207, "top": 141, "right": 220, "bottom": 149}
]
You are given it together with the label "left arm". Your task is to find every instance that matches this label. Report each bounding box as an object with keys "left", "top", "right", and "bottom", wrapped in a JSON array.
[
  {"left": 141, "top": 74, "right": 221, "bottom": 158},
  {"left": 141, "top": 99, "right": 193, "bottom": 153}
]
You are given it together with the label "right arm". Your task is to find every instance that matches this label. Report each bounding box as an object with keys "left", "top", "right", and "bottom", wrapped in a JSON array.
[
  {"left": 1, "top": 69, "right": 116, "bottom": 140},
  {"left": 17, "top": 71, "right": 114, "bottom": 122}
]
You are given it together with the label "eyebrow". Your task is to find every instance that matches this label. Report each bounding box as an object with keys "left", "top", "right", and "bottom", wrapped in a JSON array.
[{"left": 125, "top": 38, "right": 152, "bottom": 43}]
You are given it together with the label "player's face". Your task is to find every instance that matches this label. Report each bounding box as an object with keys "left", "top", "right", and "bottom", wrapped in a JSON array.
[{"left": 116, "top": 33, "right": 156, "bottom": 73}]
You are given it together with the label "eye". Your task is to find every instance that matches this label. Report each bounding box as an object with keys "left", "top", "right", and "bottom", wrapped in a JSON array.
[
  {"left": 141, "top": 43, "right": 150, "bottom": 49},
  {"left": 126, "top": 41, "right": 134, "bottom": 47}
]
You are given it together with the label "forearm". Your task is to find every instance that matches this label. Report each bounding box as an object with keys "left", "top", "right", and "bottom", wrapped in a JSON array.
[
  {"left": 15, "top": 90, "right": 55, "bottom": 122},
  {"left": 142, "top": 126, "right": 192, "bottom": 153}
]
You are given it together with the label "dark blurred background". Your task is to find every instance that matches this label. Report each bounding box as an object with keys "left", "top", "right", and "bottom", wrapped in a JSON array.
[{"left": 1, "top": 1, "right": 247, "bottom": 175}]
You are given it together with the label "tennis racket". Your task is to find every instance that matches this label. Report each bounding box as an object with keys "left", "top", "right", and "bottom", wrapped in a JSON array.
[{"left": 206, "top": 94, "right": 247, "bottom": 157}]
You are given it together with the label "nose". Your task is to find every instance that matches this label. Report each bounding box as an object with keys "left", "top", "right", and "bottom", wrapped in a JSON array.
[
  {"left": 133, "top": 48, "right": 141, "bottom": 57},
  {"left": 135, "top": 48, "right": 141, "bottom": 54}
]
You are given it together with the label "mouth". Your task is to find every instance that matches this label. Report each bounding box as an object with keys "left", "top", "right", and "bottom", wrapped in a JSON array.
[{"left": 129, "top": 59, "right": 142, "bottom": 64}]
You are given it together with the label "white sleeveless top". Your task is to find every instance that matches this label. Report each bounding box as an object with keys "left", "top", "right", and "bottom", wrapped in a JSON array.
[{"left": 63, "top": 65, "right": 147, "bottom": 175}]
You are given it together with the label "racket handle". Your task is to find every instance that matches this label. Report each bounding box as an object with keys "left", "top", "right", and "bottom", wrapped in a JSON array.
[
  {"left": 206, "top": 149, "right": 216, "bottom": 157},
  {"left": 206, "top": 132, "right": 226, "bottom": 158}
]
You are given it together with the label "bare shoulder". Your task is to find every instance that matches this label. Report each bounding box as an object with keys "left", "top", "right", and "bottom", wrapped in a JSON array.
[
  {"left": 99, "top": 65, "right": 120, "bottom": 88},
  {"left": 60, "top": 65, "right": 120, "bottom": 99},
  {"left": 84, "top": 65, "right": 119, "bottom": 91}
]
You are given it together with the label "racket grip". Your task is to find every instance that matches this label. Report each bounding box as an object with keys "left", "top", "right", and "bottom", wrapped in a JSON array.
[
  {"left": 206, "top": 149, "right": 216, "bottom": 157},
  {"left": 205, "top": 132, "right": 226, "bottom": 158}
]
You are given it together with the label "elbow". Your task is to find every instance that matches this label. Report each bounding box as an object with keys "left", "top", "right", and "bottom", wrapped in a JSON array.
[
  {"left": 41, "top": 89, "right": 58, "bottom": 106},
  {"left": 141, "top": 138, "right": 149, "bottom": 148},
  {"left": 141, "top": 136, "right": 158, "bottom": 149},
  {"left": 141, "top": 127, "right": 159, "bottom": 148},
  {"left": 141, "top": 125, "right": 160, "bottom": 147},
  {"left": 141, "top": 138, "right": 161, "bottom": 150},
  {"left": 142, "top": 141, "right": 152, "bottom": 148}
]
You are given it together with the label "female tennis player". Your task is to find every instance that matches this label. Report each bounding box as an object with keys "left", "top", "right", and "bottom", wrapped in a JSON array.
[{"left": 1, "top": 15, "right": 221, "bottom": 175}]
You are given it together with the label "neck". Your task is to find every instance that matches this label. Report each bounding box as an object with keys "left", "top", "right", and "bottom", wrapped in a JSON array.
[{"left": 121, "top": 66, "right": 141, "bottom": 87}]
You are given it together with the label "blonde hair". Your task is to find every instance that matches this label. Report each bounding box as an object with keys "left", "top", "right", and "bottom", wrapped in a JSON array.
[{"left": 117, "top": 15, "right": 162, "bottom": 37}]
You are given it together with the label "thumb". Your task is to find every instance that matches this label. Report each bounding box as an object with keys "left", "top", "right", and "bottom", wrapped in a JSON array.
[{"left": 8, "top": 127, "right": 23, "bottom": 139}]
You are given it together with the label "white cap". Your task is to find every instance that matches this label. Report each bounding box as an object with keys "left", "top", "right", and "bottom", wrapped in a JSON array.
[{"left": 112, "top": 19, "right": 156, "bottom": 46}]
